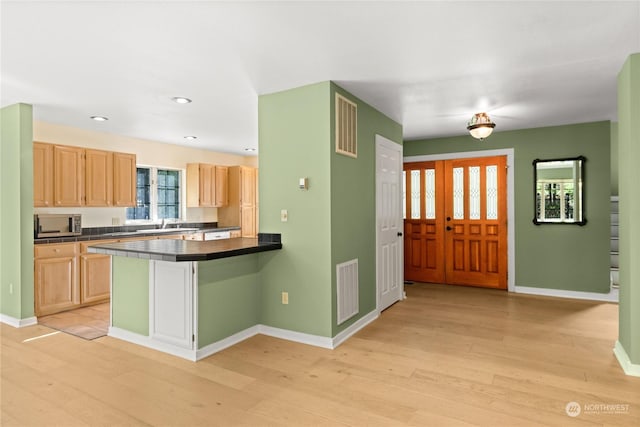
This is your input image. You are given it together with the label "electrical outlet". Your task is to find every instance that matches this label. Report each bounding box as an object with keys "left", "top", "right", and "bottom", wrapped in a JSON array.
[
  {"left": 9, "top": 283, "right": 13, "bottom": 294},
  {"left": 112, "top": 217, "right": 120, "bottom": 226},
  {"left": 280, "top": 209, "right": 288, "bottom": 222},
  {"left": 282, "top": 291, "right": 289, "bottom": 304}
]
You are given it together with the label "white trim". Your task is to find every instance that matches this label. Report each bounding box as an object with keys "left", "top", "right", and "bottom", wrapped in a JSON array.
[
  {"left": 108, "top": 326, "right": 198, "bottom": 361},
  {"left": 404, "top": 149, "right": 516, "bottom": 292},
  {"left": 331, "top": 309, "right": 378, "bottom": 348},
  {"left": 514, "top": 286, "right": 619, "bottom": 302},
  {"left": 613, "top": 340, "right": 640, "bottom": 377},
  {"left": 109, "top": 311, "right": 379, "bottom": 361},
  {"left": 0, "top": 314, "right": 38, "bottom": 328},
  {"left": 196, "top": 325, "right": 260, "bottom": 360},
  {"left": 258, "top": 324, "right": 334, "bottom": 349}
]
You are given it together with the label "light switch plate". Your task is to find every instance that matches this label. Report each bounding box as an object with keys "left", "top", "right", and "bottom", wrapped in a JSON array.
[{"left": 280, "top": 209, "right": 288, "bottom": 222}]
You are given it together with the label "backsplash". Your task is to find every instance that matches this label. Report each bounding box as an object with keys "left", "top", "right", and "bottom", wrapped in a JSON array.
[{"left": 33, "top": 206, "right": 218, "bottom": 228}]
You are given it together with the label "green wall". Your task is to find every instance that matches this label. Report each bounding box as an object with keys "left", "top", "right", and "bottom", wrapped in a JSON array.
[
  {"left": 0, "top": 103, "right": 34, "bottom": 320},
  {"left": 112, "top": 256, "right": 149, "bottom": 335},
  {"left": 258, "top": 81, "right": 402, "bottom": 338},
  {"left": 197, "top": 255, "right": 260, "bottom": 347},
  {"left": 329, "top": 84, "right": 402, "bottom": 336},
  {"left": 404, "top": 121, "right": 611, "bottom": 293},
  {"left": 617, "top": 53, "right": 640, "bottom": 365},
  {"left": 611, "top": 122, "right": 619, "bottom": 195},
  {"left": 258, "top": 82, "right": 333, "bottom": 336}
]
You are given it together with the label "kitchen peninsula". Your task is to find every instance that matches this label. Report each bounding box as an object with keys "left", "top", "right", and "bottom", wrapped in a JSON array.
[{"left": 89, "top": 234, "right": 281, "bottom": 361}]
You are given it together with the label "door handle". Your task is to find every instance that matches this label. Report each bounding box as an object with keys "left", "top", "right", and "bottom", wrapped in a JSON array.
[
  {"left": 397, "top": 232, "right": 403, "bottom": 237},
  {"left": 446, "top": 226, "right": 452, "bottom": 231}
]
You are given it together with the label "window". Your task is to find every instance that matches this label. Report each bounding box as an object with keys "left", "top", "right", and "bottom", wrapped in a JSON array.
[{"left": 126, "top": 167, "right": 182, "bottom": 222}]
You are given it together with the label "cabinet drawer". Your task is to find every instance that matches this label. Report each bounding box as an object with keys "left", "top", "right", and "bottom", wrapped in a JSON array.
[
  {"left": 183, "top": 233, "right": 204, "bottom": 241},
  {"left": 35, "top": 242, "right": 78, "bottom": 259}
]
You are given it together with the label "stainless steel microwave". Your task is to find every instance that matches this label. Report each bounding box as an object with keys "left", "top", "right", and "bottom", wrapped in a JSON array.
[{"left": 34, "top": 213, "right": 82, "bottom": 238}]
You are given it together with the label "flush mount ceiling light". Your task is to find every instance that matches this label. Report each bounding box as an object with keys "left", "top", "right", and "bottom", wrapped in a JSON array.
[
  {"left": 244, "top": 148, "right": 257, "bottom": 152},
  {"left": 183, "top": 136, "right": 197, "bottom": 141},
  {"left": 172, "top": 97, "right": 192, "bottom": 104},
  {"left": 467, "top": 112, "right": 496, "bottom": 140},
  {"left": 90, "top": 115, "right": 108, "bottom": 122}
]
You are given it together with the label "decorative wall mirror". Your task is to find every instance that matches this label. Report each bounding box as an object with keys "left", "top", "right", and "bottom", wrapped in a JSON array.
[{"left": 533, "top": 156, "right": 586, "bottom": 225}]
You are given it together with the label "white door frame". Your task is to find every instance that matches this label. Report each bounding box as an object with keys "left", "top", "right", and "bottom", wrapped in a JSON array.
[
  {"left": 375, "top": 134, "right": 404, "bottom": 312},
  {"left": 404, "top": 149, "right": 515, "bottom": 292}
]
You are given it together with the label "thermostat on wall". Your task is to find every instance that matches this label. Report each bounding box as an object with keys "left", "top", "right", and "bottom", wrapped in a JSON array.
[{"left": 299, "top": 177, "right": 308, "bottom": 190}]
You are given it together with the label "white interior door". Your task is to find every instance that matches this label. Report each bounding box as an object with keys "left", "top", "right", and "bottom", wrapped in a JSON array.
[{"left": 376, "top": 135, "right": 403, "bottom": 311}]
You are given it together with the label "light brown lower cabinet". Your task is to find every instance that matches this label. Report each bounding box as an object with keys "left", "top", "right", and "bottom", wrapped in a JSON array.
[
  {"left": 35, "top": 243, "right": 80, "bottom": 316},
  {"left": 79, "top": 253, "right": 111, "bottom": 304}
]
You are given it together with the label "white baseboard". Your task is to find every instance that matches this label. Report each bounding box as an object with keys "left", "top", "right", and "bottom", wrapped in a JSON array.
[
  {"left": 109, "top": 311, "right": 380, "bottom": 362},
  {"left": 514, "top": 286, "right": 619, "bottom": 302},
  {"left": 0, "top": 314, "right": 38, "bottom": 328},
  {"left": 332, "top": 309, "right": 378, "bottom": 348},
  {"left": 258, "top": 324, "right": 334, "bottom": 349},
  {"left": 196, "top": 325, "right": 260, "bottom": 360},
  {"left": 108, "top": 326, "right": 197, "bottom": 361},
  {"left": 613, "top": 340, "right": 640, "bottom": 377}
]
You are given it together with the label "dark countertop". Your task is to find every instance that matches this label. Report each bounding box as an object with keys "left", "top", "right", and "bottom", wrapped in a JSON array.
[
  {"left": 87, "top": 234, "right": 282, "bottom": 262},
  {"left": 34, "top": 225, "right": 241, "bottom": 244}
]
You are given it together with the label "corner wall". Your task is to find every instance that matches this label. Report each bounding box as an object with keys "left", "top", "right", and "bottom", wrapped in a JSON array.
[
  {"left": 0, "top": 103, "right": 34, "bottom": 320},
  {"left": 258, "top": 82, "right": 333, "bottom": 337},
  {"left": 404, "top": 121, "right": 611, "bottom": 293},
  {"left": 329, "top": 84, "right": 402, "bottom": 336},
  {"left": 617, "top": 53, "right": 640, "bottom": 369}
]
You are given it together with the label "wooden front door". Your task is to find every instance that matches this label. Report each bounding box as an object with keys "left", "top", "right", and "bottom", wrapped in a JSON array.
[{"left": 404, "top": 156, "right": 507, "bottom": 289}]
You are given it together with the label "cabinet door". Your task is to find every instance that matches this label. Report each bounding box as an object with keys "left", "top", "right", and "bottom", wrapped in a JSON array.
[
  {"left": 85, "top": 149, "right": 113, "bottom": 206},
  {"left": 199, "top": 164, "right": 215, "bottom": 207},
  {"left": 33, "top": 142, "right": 54, "bottom": 207},
  {"left": 35, "top": 256, "right": 79, "bottom": 316},
  {"left": 240, "top": 206, "right": 256, "bottom": 238},
  {"left": 54, "top": 145, "right": 84, "bottom": 206},
  {"left": 214, "top": 166, "right": 228, "bottom": 207},
  {"left": 80, "top": 253, "right": 111, "bottom": 304},
  {"left": 240, "top": 167, "right": 256, "bottom": 207},
  {"left": 113, "top": 152, "right": 136, "bottom": 207},
  {"left": 150, "top": 261, "right": 193, "bottom": 349}
]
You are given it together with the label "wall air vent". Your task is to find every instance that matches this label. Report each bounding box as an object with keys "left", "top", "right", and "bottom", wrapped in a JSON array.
[
  {"left": 335, "top": 93, "right": 357, "bottom": 158},
  {"left": 336, "top": 259, "right": 359, "bottom": 325}
]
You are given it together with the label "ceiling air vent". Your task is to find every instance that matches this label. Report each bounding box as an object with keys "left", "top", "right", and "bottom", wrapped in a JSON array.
[{"left": 335, "top": 93, "right": 357, "bottom": 158}]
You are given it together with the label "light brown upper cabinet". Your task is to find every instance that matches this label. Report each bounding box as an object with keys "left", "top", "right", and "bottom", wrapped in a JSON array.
[
  {"left": 54, "top": 145, "right": 85, "bottom": 206},
  {"left": 33, "top": 142, "right": 54, "bottom": 207},
  {"left": 113, "top": 152, "right": 136, "bottom": 207},
  {"left": 33, "top": 142, "right": 136, "bottom": 207},
  {"left": 85, "top": 149, "right": 113, "bottom": 206},
  {"left": 215, "top": 166, "right": 229, "bottom": 207},
  {"left": 186, "top": 163, "right": 229, "bottom": 208},
  {"left": 218, "top": 166, "right": 257, "bottom": 237}
]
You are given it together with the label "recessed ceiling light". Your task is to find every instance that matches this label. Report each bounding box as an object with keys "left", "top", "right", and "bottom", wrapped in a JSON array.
[
  {"left": 172, "top": 97, "right": 192, "bottom": 104},
  {"left": 90, "top": 116, "right": 108, "bottom": 121},
  {"left": 244, "top": 148, "right": 257, "bottom": 152},
  {"left": 184, "top": 136, "right": 197, "bottom": 141}
]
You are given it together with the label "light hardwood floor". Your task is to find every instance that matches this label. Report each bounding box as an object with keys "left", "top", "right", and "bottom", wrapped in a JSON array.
[{"left": 2, "top": 283, "right": 639, "bottom": 426}]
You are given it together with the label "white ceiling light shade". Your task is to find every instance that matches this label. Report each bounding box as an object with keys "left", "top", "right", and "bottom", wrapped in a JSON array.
[
  {"left": 172, "top": 97, "right": 192, "bottom": 104},
  {"left": 467, "top": 112, "right": 496, "bottom": 140},
  {"left": 183, "top": 135, "right": 197, "bottom": 140},
  {"left": 90, "top": 115, "right": 108, "bottom": 121}
]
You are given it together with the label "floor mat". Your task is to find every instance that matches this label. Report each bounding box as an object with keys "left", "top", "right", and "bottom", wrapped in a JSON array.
[{"left": 38, "top": 303, "right": 109, "bottom": 340}]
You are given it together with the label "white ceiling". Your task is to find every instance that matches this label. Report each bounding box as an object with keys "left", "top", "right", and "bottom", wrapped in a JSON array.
[{"left": 2, "top": 1, "right": 639, "bottom": 155}]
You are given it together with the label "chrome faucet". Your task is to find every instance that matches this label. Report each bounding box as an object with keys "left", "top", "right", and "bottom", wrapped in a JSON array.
[{"left": 160, "top": 218, "right": 167, "bottom": 229}]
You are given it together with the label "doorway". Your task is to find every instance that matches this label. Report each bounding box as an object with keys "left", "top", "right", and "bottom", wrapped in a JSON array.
[{"left": 404, "top": 155, "right": 508, "bottom": 289}]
